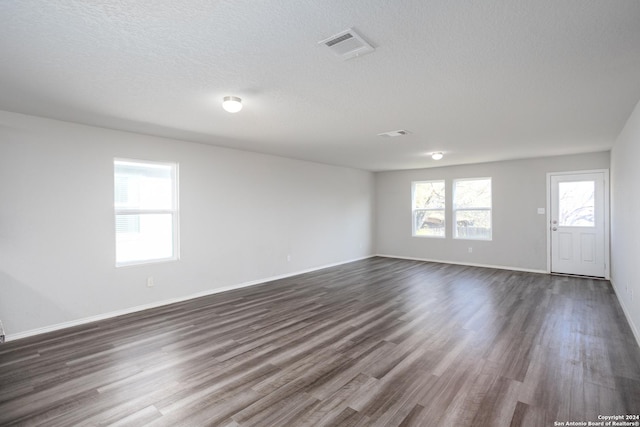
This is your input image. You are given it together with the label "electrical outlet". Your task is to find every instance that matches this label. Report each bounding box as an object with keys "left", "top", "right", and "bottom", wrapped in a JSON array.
[
  {"left": 468, "top": 247, "right": 473, "bottom": 253},
  {"left": 287, "top": 254, "right": 291, "bottom": 262},
  {"left": 147, "top": 277, "right": 154, "bottom": 288}
]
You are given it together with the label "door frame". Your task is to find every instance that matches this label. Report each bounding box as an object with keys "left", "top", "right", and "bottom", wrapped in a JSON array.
[{"left": 546, "top": 169, "right": 610, "bottom": 279}]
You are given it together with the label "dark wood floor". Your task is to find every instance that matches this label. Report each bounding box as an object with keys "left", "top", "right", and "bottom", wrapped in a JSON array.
[{"left": 1, "top": 257, "right": 639, "bottom": 426}]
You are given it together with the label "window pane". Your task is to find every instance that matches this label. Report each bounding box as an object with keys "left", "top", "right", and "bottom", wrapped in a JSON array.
[
  {"left": 115, "top": 161, "right": 174, "bottom": 210},
  {"left": 414, "top": 210, "right": 445, "bottom": 237},
  {"left": 454, "top": 179, "right": 491, "bottom": 209},
  {"left": 116, "top": 214, "right": 174, "bottom": 264},
  {"left": 559, "top": 181, "right": 594, "bottom": 227},
  {"left": 115, "top": 214, "right": 140, "bottom": 234},
  {"left": 455, "top": 210, "right": 491, "bottom": 239},
  {"left": 413, "top": 181, "right": 445, "bottom": 209}
]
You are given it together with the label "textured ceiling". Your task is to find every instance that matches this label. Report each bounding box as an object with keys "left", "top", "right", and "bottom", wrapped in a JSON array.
[{"left": 1, "top": 0, "right": 639, "bottom": 171}]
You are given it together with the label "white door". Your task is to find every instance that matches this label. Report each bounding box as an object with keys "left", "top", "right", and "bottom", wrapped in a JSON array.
[{"left": 550, "top": 172, "right": 607, "bottom": 277}]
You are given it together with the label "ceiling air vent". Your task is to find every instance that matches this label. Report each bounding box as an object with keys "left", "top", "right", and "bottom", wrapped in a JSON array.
[
  {"left": 378, "top": 130, "right": 410, "bottom": 138},
  {"left": 319, "top": 28, "right": 374, "bottom": 60}
]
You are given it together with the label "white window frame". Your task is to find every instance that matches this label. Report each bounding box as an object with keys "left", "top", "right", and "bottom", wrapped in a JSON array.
[
  {"left": 412, "top": 180, "right": 446, "bottom": 238},
  {"left": 114, "top": 158, "right": 179, "bottom": 267},
  {"left": 453, "top": 177, "right": 492, "bottom": 241}
]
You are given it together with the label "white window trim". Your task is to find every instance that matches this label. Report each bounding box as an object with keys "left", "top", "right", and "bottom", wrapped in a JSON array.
[
  {"left": 452, "top": 177, "right": 492, "bottom": 241},
  {"left": 114, "top": 158, "right": 180, "bottom": 267},
  {"left": 411, "top": 180, "right": 446, "bottom": 238}
]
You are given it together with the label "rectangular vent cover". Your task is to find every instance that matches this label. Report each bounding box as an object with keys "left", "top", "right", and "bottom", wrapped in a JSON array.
[
  {"left": 319, "top": 28, "right": 374, "bottom": 60},
  {"left": 378, "top": 130, "right": 410, "bottom": 137}
]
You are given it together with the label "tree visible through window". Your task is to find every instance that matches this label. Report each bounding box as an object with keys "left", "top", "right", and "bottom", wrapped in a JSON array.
[
  {"left": 453, "top": 178, "right": 492, "bottom": 240},
  {"left": 558, "top": 181, "right": 595, "bottom": 227},
  {"left": 114, "top": 159, "right": 179, "bottom": 266},
  {"left": 412, "top": 181, "right": 446, "bottom": 237}
]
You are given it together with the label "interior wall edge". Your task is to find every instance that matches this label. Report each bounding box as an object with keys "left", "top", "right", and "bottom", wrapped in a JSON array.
[
  {"left": 375, "top": 254, "right": 548, "bottom": 274},
  {"left": 376, "top": 253, "right": 639, "bottom": 349},
  {"left": 610, "top": 279, "right": 640, "bottom": 349},
  {"left": 5, "top": 254, "right": 375, "bottom": 342}
]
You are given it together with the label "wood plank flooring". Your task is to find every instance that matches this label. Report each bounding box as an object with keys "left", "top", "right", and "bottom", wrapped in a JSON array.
[{"left": 1, "top": 257, "right": 639, "bottom": 426}]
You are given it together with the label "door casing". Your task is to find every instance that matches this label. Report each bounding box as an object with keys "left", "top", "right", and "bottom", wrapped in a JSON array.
[{"left": 546, "top": 169, "right": 610, "bottom": 279}]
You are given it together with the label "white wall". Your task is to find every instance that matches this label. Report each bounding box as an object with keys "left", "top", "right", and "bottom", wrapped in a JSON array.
[
  {"left": 375, "top": 152, "right": 610, "bottom": 272},
  {"left": 0, "top": 111, "right": 375, "bottom": 337},
  {"left": 611, "top": 99, "right": 640, "bottom": 344}
]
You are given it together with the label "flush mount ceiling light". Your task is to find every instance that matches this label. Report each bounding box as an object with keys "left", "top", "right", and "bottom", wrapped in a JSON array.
[
  {"left": 222, "top": 96, "right": 242, "bottom": 113},
  {"left": 431, "top": 152, "right": 444, "bottom": 160}
]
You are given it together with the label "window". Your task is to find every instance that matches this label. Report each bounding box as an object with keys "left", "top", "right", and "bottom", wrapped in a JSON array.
[
  {"left": 412, "top": 180, "right": 446, "bottom": 237},
  {"left": 558, "top": 181, "right": 595, "bottom": 227},
  {"left": 114, "top": 159, "right": 179, "bottom": 266},
  {"left": 453, "top": 178, "right": 492, "bottom": 240}
]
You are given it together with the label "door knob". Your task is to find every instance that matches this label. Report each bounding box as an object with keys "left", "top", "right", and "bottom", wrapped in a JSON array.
[{"left": 552, "top": 227, "right": 558, "bottom": 231}]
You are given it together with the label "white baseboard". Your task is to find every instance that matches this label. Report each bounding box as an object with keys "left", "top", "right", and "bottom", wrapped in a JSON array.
[
  {"left": 375, "top": 254, "right": 548, "bottom": 274},
  {"left": 377, "top": 254, "right": 639, "bottom": 348},
  {"left": 6, "top": 255, "right": 375, "bottom": 342},
  {"left": 610, "top": 279, "right": 640, "bottom": 349}
]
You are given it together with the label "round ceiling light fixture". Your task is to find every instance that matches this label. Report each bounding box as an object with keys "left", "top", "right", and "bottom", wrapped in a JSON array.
[
  {"left": 431, "top": 152, "right": 444, "bottom": 160},
  {"left": 222, "top": 96, "right": 242, "bottom": 113}
]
